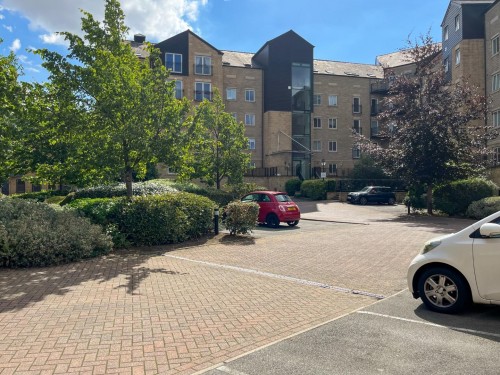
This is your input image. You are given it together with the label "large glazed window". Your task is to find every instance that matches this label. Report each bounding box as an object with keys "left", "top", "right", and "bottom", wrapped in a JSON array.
[
  {"left": 291, "top": 63, "right": 311, "bottom": 111},
  {"left": 166, "top": 53, "right": 182, "bottom": 73}
]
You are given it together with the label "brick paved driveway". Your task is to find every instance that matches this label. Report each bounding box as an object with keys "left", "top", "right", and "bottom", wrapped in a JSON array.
[{"left": 0, "top": 203, "right": 474, "bottom": 374}]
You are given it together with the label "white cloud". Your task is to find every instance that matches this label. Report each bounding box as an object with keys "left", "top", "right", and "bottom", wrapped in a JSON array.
[
  {"left": 25, "top": 67, "right": 40, "bottom": 73},
  {"left": 1, "top": 0, "right": 208, "bottom": 42},
  {"left": 9, "top": 38, "right": 20, "bottom": 52},
  {"left": 18, "top": 54, "right": 32, "bottom": 64},
  {"left": 0, "top": 14, "right": 4, "bottom": 20},
  {"left": 3, "top": 24, "right": 13, "bottom": 32},
  {"left": 40, "top": 32, "right": 68, "bottom": 46}
]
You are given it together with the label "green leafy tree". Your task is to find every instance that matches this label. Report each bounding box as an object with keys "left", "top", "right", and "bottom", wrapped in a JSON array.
[
  {"left": 359, "top": 34, "right": 490, "bottom": 214},
  {"left": 179, "top": 90, "right": 250, "bottom": 189},
  {"left": 34, "top": 0, "right": 192, "bottom": 197},
  {"left": 349, "top": 155, "right": 389, "bottom": 180}
]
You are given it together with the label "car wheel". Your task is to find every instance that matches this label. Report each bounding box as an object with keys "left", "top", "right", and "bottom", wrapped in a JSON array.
[
  {"left": 266, "top": 214, "right": 280, "bottom": 228},
  {"left": 417, "top": 267, "right": 470, "bottom": 314},
  {"left": 287, "top": 220, "right": 299, "bottom": 227},
  {"left": 359, "top": 197, "right": 368, "bottom": 205},
  {"left": 388, "top": 197, "right": 396, "bottom": 205}
]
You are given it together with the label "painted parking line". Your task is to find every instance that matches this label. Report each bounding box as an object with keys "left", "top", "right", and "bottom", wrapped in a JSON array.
[
  {"left": 165, "top": 255, "right": 386, "bottom": 300},
  {"left": 213, "top": 365, "right": 251, "bottom": 375},
  {"left": 357, "top": 311, "right": 500, "bottom": 339}
]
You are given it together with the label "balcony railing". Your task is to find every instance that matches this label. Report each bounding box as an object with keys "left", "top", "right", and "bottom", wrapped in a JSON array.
[
  {"left": 371, "top": 80, "right": 391, "bottom": 93},
  {"left": 194, "top": 64, "right": 213, "bottom": 76},
  {"left": 194, "top": 90, "right": 212, "bottom": 101}
]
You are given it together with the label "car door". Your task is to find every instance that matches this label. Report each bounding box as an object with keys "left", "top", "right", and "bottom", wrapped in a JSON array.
[{"left": 472, "top": 219, "right": 500, "bottom": 301}]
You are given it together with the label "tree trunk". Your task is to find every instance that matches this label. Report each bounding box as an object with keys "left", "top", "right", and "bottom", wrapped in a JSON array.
[
  {"left": 125, "top": 169, "right": 133, "bottom": 199},
  {"left": 426, "top": 184, "right": 433, "bottom": 215}
]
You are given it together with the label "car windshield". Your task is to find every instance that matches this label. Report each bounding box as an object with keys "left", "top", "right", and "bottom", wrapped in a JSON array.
[
  {"left": 359, "top": 187, "right": 371, "bottom": 193},
  {"left": 274, "top": 194, "right": 292, "bottom": 202}
]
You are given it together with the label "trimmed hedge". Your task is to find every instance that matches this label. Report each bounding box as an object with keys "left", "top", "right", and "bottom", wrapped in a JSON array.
[
  {"left": 0, "top": 198, "right": 112, "bottom": 268},
  {"left": 74, "top": 182, "right": 178, "bottom": 199},
  {"left": 285, "top": 178, "right": 302, "bottom": 196},
  {"left": 466, "top": 196, "right": 500, "bottom": 219},
  {"left": 300, "top": 180, "right": 326, "bottom": 200},
  {"left": 434, "top": 178, "right": 498, "bottom": 216},
  {"left": 224, "top": 201, "right": 259, "bottom": 235},
  {"left": 11, "top": 189, "right": 69, "bottom": 202}
]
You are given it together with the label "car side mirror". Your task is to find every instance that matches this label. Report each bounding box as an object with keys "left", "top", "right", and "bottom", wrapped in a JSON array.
[{"left": 479, "top": 223, "right": 500, "bottom": 238}]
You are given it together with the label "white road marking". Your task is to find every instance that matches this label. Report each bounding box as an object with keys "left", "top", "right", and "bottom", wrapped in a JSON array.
[
  {"left": 214, "top": 365, "right": 250, "bottom": 375},
  {"left": 357, "top": 311, "right": 500, "bottom": 339}
]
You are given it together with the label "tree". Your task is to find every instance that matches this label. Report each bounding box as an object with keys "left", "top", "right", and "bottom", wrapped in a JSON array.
[
  {"left": 35, "top": 0, "right": 192, "bottom": 197},
  {"left": 359, "top": 34, "right": 490, "bottom": 214},
  {"left": 179, "top": 90, "right": 250, "bottom": 189},
  {"left": 0, "top": 39, "right": 23, "bottom": 182},
  {"left": 349, "top": 155, "right": 389, "bottom": 180}
]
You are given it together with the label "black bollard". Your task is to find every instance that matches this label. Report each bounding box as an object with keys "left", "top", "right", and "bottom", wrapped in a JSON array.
[{"left": 214, "top": 208, "right": 219, "bottom": 235}]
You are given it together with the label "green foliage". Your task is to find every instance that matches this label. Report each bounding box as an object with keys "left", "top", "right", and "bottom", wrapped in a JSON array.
[
  {"left": 11, "top": 189, "right": 68, "bottom": 202},
  {"left": 324, "top": 179, "right": 336, "bottom": 192},
  {"left": 403, "top": 184, "right": 427, "bottom": 211},
  {"left": 224, "top": 201, "right": 259, "bottom": 235},
  {"left": 226, "top": 182, "right": 268, "bottom": 199},
  {"left": 0, "top": 198, "right": 112, "bottom": 268},
  {"left": 285, "top": 178, "right": 302, "bottom": 196},
  {"left": 349, "top": 155, "right": 389, "bottom": 180},
  {"left": 74, "top": 182, "right": 177, "bottom": 199},
  {"left": 434, "top": 178, "right": 498, "bottom": 216},
  {"left": 466, "top": 197, "right": 500, "bottom": 219},
  {"left": 300, "top": 180, "right": 326, "bottom": 200}
]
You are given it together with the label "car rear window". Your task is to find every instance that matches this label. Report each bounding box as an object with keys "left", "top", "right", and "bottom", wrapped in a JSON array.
[{"left": 274, "top": 194, "right": 292, "bottom": 202}]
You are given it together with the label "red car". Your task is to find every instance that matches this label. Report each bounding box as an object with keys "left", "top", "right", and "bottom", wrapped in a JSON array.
[{"left": 241, "top": 191, "right": 301, "bottom": 228}]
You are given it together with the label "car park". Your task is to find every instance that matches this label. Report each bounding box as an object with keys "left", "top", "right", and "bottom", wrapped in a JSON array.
[
  {"left": 407, "top": 210, "right": 500, "bottom": 313},
  {"left": 347, "top": 186, "right": 396, "bottom": 205},
  {"left": 241, "top": 191, "right": 300, "bottom": 228}
]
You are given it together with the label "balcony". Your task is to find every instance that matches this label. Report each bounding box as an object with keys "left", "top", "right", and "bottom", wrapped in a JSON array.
[{"left": 371, "top": 80, "right": 390, "bottom": 94}]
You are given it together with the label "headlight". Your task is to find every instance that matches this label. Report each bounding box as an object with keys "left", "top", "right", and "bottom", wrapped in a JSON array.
[{"left": 421, "top": 240, "right": 441, "bottom": 254}]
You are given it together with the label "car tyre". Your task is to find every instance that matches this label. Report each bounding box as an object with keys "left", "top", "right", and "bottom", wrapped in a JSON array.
[
  {"left": 417, "top": 267, "right": 470, "bottom": 314},
  {"left": 359, "top": 197, "right": 368, "bottom": 205},
  {"left": 287, "top": 220, "right": 299, "bottom": 227},
  {"left": 266, "top": 214, "right": 280, "bottom": 228},
  {"left": 388, "top": 197, "right": 396, "bottom": 205}
]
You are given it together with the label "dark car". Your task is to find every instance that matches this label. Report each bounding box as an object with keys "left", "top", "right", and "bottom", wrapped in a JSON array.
[
  {"left": 241, "top": 191, "right": 300, "bottom": 228},
  {"left": 347, "top": 186, "right": 396, "bottom": 205}
]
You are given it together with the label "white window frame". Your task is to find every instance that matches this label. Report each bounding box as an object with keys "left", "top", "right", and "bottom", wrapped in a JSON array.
[
  {"left": 248, "top": 138, "right": 256, "bottom": 150},
  {"left": 371, "top": 120, "right": 379, "bottom": 135},
  {"left": 166, "top": 52, "right": 182, "bottom": 73},
  {"left": 174, "top": 80, "right": 183, "bottom": 99},
  {"left": 353, "top": 119, "right": 361, "bottom": 134},
  {"left": 167, "top": 166, "right": 178, "bottom": 175},
  {"left": 444, "top": 25, "right": 449, "bottom": 41},
  {"left": 492, "top": 34, "right": 500, "bottom": 56},
  {"left": 328, "top": 141, "right": 337, "bottom": 153},
  {"left": 313, "top": 117, "right": 322, "bottom": 129},
  {"left": 455, "top": 14, "right": 460, "bottom": 31},
  {"left": 226, "top": 88, "right": 236, "bottom": 101},
  {"left": 493, "top": 109, "right": 500, "bottom": 128},
  {"left": 244, "top": 113, "right": 255, "bottom": 126},
  {"left": 455, "top": 48, "right": 461, "bottom": 66},
  {"left": 328, "top": 118, "right": 337, "bottom": 129},
  {"left": 353, "top": 97, "right": 361, "bottom": 114},
  {"left": 195, "top": 55, "right": 212, "bottom": 75},
  {"left": 492, "top": 72, "right": 500, "bottom": 93},
  {"left": 352, "top": 147, "right": 361, "bottom": 159},
  {"left": 313, "top": 94, "right": 322, "bottom": 105},
  {"left": 245, "top": 89, "right": 255, "bottom": 102},
  {"left": 495, "top": 147, "right": 500, "bottom": 164},
  {"left": 312, "top": 140, "right": 322, "bottom": 152},
  {"left": 195, "top": 82, "right": 212, "bottom": 101},
  {"left": 328, "top": 95, "right": 338, "bottom": 106},
  {"left": 328, "top": 163, "right": 337, "bottom": 175},
  {"left": 444, "top": 57, "right": 449, "bottom": 73}
]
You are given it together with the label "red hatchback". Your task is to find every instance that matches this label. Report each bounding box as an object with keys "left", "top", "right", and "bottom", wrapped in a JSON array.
[{"left": 241, "top": 191, "right": 301, "bottom": 228}]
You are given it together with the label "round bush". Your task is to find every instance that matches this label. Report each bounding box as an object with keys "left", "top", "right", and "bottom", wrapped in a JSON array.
[
  {"left": 0, "top": 198, "right": 112, "bottom": 268},
  {"left": 74, "top": 182, "right": 177, "bottom": 199},
  {"left": 285, "top": 178, "right": 302, "bottom": 196},
  {"left": 466, "top": 196, "right": 500, "bottom": 219},
  {"left": 300, "top": 179, "right": 326, "bottom": 200},
  {"left": 224, "top": 201, "right": 259, "bottom": 235},
  {"left": 434, "top": 178, "right": 498, "bottom": 216}
]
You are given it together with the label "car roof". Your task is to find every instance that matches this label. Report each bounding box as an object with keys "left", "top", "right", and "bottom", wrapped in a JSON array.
[{"left": 247, "top": 190, "right": 287, "bottom": 195}]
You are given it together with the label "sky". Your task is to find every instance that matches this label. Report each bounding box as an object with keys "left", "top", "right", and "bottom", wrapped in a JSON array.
[{"left": 0, "top": 0, "right": 450, "bottom": 82}]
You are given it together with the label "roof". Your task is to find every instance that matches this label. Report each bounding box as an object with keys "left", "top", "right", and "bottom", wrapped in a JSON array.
[
  {"left": 221, "top": 51, "right": 255, "bottom": 68},
  {"left": 442, "top": 0, "right": 495, "bottom": 26},
  {"left": 313, "top": 59, "right": 384, "bottom": 79},
  {"left": 375, "top": 50, "right": 412, "bottom": 68},
  {"left": 125, "top": 40, "right": 150, "bottom": 59}
]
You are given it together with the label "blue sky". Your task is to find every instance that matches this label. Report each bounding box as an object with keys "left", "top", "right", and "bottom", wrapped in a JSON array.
[{"left": 0, "top": 0, "right": 450, "bottom": 82}]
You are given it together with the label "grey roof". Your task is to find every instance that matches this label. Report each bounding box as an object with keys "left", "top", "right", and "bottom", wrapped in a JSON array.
[
  {"left": 222, "top": 51, "right": 255, "bottom": 67},
  {"left": 126, "top": 40, "right": 150, "bottom": 59},
  {"left": 313, "top": 59, "right": 384, "bottom": 79},
  {"left": 375, "top": 50, "right": 412, "bottom": 68}
]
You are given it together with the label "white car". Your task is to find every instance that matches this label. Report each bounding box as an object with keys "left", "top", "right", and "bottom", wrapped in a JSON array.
[{"left": 408, "top": 210, "right": 500, "bottom": 313}]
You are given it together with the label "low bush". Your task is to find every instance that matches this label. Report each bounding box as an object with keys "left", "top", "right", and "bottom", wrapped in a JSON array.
[
  {"left": 11, "top": 189, "right": 68, "bottom": 202},
  {"left": 224, "top": 201, "right": 259, "bottom": 235},
  {"left": 466, "top": 196, "right": 500, "bottom": 219},
  {"left": 0, "top": 198, "right": 112, "bottom": 268},
  {"left": 434, "top": 178, "right": 498, "bottom": 216},
  {"left": 300, "top": 179, "right": 326, "bottom": 200},
  {"left": 74, "top": 182, "right": 177, "bottom": 199},
  {"left": 285, "top": 178, "right": 302, "bottom": 196},
  {"left": 226, "top": 182, "right": 267, "bottom": 199}
]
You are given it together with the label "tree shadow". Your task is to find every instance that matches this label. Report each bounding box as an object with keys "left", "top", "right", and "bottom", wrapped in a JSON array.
[
  {"left": 218, "top": 234, "right": 256, "bottom": 246},
  {"left": 370, "top": 213, "right": 475, "bottom": 234}
]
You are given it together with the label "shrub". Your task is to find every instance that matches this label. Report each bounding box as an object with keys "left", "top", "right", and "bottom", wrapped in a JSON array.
[
  {"left": 300, "top": 179, "right": 326, "bottom": 200},
  {"left": 74, "top": 182, "right": 177, "bottom": 199},
  {"left": 11, "top": 189, "right": 68, "bottom": 202},
  {"left": 325, "top": 179, "right": 336, "bottom": 192},
  {"left": 434, "top": 178, "right": 498, "bottom": 216},
  {"left": 0, "top": 199, "right": 112, "bottom": 268},
  {"left": 466, "top": 196, "right": 500, "bottom": 219},
  {"left": 285, "top": 178, "right": 302, "bottom": 196},
  {"left": 224, "top": 201, "right": 259, "bottom": 235},
  {"left": 226, "top": 182, "right": 267, "bottom": 199},
  {"left": 404, "top": 184, "right": 427, "bottom": 211}
]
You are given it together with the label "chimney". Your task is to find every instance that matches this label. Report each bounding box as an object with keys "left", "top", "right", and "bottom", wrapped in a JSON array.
[{"left": 133, "top": 34, "right": 146, "bottom": 43}]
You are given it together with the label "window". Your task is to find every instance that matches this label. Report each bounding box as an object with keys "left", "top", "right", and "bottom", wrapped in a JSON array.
[
  {"left": 371, "top": 98, "right": 378, "bottom": 115},
  {"left": 248, "top": 138, "right": 256, "bottom": 150},
  {"left": 492, "top": 35, "right": 500, "bottom": 56},
  {"left": 353, "top": 119, "right": 361, "bottom": 134},
  {"left": 495, "top": 147, "right": 500, "bottom": 164},
  {"left": 174, "top": 80, "right": 183, "bottom": 99},
  {"left": 312, "top": 140, "right": 322, "bottom": 151},
  {"left": 313, "top": 117, "right": 322, "bottom": 128},
  {"left": 245, "top": 89, "right": 255, "bottom": 102},
  {"left": 444, "top": 58, "right": 449, "bottom": 73},
  {"left": 328, "top": 141, "right": 337, "bottom": 152},
  {"left": 328, "top": 163, "right": 337, "bottom": 175},
  {"left": 226, "top": 88, "right": 236, "bottom": 101},
  {"left": 444, "top": 25, "right": 449, "bottom": 41},
  {"left": 371, "top": 120, "right": 379, "bottom": 136},
  {"left": 195, "top": 55, "right": 212, "bottom": 75},
  {"left": 352, "top": 147, "right": 361, "bottom": 159},
  {"left": 328, "top": 118, "right": 337, "bottom": 129},
  {"left": 16, "top": 179, "right": 25, "bottom": 194},
  {"left": 455, "top": 15, "right": 460, "bottom": 31},
  {"left": 167, "top": 166, "right": 178, "bottom": 175},
  {"left": 245, "top": 113, "right": 255, "bottom": 126},
  {"left": 231, "top": 113, "right": 237, "bottom": 121},
  {"left": 195, "top": 82, "right": 212, "bottom": 101},
  {"left": 353, "top": 97, "right": 361, "bottom": 113},
  {"left": 493, "top": 73, "right": 500, "bottom": 92},
  {"left": 313, "top": 95, "right": 321, "bottom": 105},
  {"left": 328, "top": 95, "right": 338, "bottom": 106},
  {"left": 493, "top": 110, "right": 500, "bottom": 128},
  {"left": 166, "top": 53, "right": 182, "bottom": 73},
  {"left": 455, "top": 48, "right": 461, "bottom": 65},
  {"left": 249, "top": 161, "right": 256, "bottom": 169}
]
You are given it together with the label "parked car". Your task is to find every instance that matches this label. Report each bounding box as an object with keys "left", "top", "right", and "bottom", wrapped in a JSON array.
[
  {"left": 347, "top": 186, "right": 396, "bottom": 205},
  {"left": 407, "top": 210, "right": 500, "bottom": 313},
  {"left": 241, "top": 191, "right": 300, "bottom": 228}
]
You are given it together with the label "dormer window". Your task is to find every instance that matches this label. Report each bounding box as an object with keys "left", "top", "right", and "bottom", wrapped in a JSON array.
[{"left": 166, "top": 53, "right": 182, "bottom": 73}]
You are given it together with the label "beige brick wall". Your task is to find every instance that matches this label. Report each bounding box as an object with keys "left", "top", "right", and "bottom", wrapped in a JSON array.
[
  {"left": 263, "top": 111, "right": 293, "bottom": 169},
  {"left": 486, "top": 4, "right": 500, "bottom": 151},
  {"left": 452, "top": 40, "right": 485, "bottom": 91}
]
